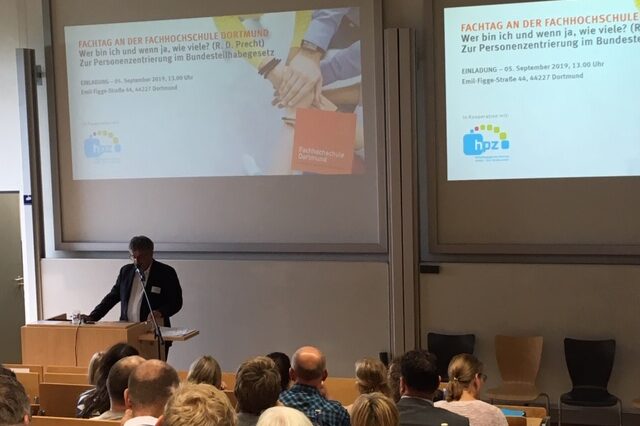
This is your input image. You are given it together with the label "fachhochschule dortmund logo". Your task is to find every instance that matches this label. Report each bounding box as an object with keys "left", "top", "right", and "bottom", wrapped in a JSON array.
[
  {"left": 84, "top": 131, "right": 121, "bottom": 158},
  {"left": 463, "top": 124, "right": 510, "bottom": 157}
]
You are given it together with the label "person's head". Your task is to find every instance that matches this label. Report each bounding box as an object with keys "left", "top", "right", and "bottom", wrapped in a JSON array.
[
  {"left": 350, "top": 392, "right": 399, "bottom": 426},
  {"left": 129, "top": 235, "right": 154, "bottom": 270},
  {"left": 87, "top": 351, "right": 104, "bottom": 385},
  {"left": 79, "top": 342, "right": 139, "bottom": 418},
  {"left": 265, "top": 352, "right": 291, "bottom": 393},
  {"left": 187, "top": 355, "right": 222, "bottom": 389},
  {"left": 355, "top": 358, "right": 391, "bottom": 397},
  {"left": 98, "top": 343, "right": 140, "bottom": 386},
  {"left": 0, "top": 366, "right": 16, "bottom": 379},
  {"left": 234, "top": 356, "right": 280, "bottom": 416},
  {"left": 256, "top": 406, "right": 313, "bottom": 426},
  {"left": 387, "top": 357, "right": 402, "bottom": 403},
  {"left": 290, "top": 346, "right": 327, "bottom": 387},
  {"left": 107, "top": 355, "right": 145, "bottom": 410},
  {"left": 0, "top": 375, "right": 30, "bottom": 425},
  {"left": 125, "top": 360, "right": 180, "bottom": 417},
  {"left": 399, "top": 350, "right": 439, "bottom": 399},
  {"left": 445, "top": 353, "right": 486, "bottom": 401},
  {"left": 157, "top": 383, "right": 236, "bottom": 426}
]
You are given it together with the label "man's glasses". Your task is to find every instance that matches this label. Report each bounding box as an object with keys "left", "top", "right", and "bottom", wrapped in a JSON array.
[{"left": 129, "top": 251, "right": 151, "bottom": 261}]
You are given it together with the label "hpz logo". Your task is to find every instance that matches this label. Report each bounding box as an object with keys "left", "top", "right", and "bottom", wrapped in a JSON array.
[
  {"left": 463, "top": 124, "right": 510, "bottom": 156},
  {"left": 84, "top": 131, "right": 121, "bottom": 158}
]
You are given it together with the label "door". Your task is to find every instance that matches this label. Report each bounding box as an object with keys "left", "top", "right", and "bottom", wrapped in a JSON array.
[{"left": 0, "top": 191, "right": 25, "bottom": 363}]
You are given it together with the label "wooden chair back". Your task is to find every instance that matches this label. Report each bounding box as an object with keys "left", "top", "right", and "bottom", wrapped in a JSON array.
[
  {"left": 38, "top": 383, "right": 93, "bottom": 417},
  {"left": 15, "top": 371, "right": 40, "bottom": 403},
  {"left": 5, "top": 363, "right": 43, "bottom": 378},
  {"left": 222, "top": 372, "right": 236, "bottom": 390},
  {"left": 43, "top": 372, "right": 89, "bottom": 384},
  {"left": 45, "top": 365, "right": 88, "bottom": 374},
  {"left": 495, "top": 335, "right": 543, "bottom": 384},
  {"left": 31, "top": 416, "right": 118, "bottom": 426},
  {"left": 323, "top": 377, "right": 359, "bottom": 405},
  {"left": 506, "top": 416, "right": 527, "bottom": 426},
  {"left": 178, "top": 370, "right": 189, "bottom": 381}
]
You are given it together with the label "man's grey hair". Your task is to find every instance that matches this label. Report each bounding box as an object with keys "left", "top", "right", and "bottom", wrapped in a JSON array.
[{"left": 0, "top": 376, "right": 30, "bottom": 425}]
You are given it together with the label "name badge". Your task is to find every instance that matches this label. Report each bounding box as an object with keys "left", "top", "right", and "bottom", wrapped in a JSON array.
[{"left": 151, "top": 286, "right": 161, "bottom": 294}]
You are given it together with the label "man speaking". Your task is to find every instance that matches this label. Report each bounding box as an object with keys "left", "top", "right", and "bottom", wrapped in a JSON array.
[{"left": 85, "top": 235, "right": 183, "bottom": 335}]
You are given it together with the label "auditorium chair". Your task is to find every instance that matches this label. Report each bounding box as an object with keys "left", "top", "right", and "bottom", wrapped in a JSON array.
[
  {"left": 426, "top": 332, "right": 476, "bottom": 381},
  {"left": 38, "top": 383, "right": 93, "bottom": 417},
  {"left": 486, "top": 335, "right": 549, "bottom": 414},
  {"left": 558, "top": 338, "right": 621, "bottom": 426}
]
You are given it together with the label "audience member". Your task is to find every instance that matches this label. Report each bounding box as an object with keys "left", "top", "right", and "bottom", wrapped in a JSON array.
[
  {"left": 157, "top": 382, "right": 236, "bottom": 426},
  {"left": 88, "top": 351, "right": 105, "bottom": 386},
  {"left": 279, "top": 346, "right": 349, "bottom": 426},
  {"left": 266, "top": 352, "right": 291, "bottom": 393},
  {"left": 0, "top": 366, "right": 16, "bottom": 379},
  {"left": 122, "top": 359, "right": 180, "bottom": 426},
  {"left": 350, "top": 392, "right": 399, "bottom": 426},
  {"left": 0, "top": 375, "right": 30, "bottom": 425},
  {"left": 188, "top": 355, "right": 224, "bottom": 389},
  {"left": 397, "top": 350, "right": 468, "bottom": 426},
  {"left": 435, "top": 354, "right": 507, "bottom": 426},
  {"left": 235, "top": 356, "right": 281, "bottom": 426},
  {"left": 78, "top": 342, "right": 139, "bottom": 418},
  {"left": 387, "top": 357, "right": 402, "bottom": 403},
  {"left": 92, "top": 355, "right": 145, "bottom": 421},
  {"left": 256, "top": 406, "right": 313, "bottom": 426},
  {"left": 345, "top": 358, "right": 391, "bottom": 413},
  {"left": 355, "top": 358, "right": 391, "bottom": 397}
]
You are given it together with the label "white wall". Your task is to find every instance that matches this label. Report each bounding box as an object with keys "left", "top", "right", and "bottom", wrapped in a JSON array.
[
  {"left": 0, "top": 0, "right": 23, "bottom": 191},
  {"left": 42, "top": 258, "right": 390, "bottom": 375},
  {"left": 421, "top": 263, "right": 640, "bottom": 412}
]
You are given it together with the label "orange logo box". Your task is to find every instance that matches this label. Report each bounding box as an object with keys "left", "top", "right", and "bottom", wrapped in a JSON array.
[{"left": 291, "top": 108, "right": 357, "bottom": 174}]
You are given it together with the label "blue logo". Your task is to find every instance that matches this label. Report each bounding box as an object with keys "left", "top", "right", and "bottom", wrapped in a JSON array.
[
  {"left": 84, "top": 131, "right": 121, "bottom": 158},
  {"left": 463, "top": 124, "right": 509, "bottom": 156}
]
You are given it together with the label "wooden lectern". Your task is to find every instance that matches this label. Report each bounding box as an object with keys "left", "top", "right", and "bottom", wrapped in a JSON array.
[{"left": 21, "top": 321, "right": 197, "bottom": 366}]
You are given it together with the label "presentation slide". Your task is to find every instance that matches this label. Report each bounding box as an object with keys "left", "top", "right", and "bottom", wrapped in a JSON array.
[
  {"left": 444, "top": 0, "right": 640, "bottom": 181},
  {"left": 64, "top": 8, "right": 364, "bottom": 180}
]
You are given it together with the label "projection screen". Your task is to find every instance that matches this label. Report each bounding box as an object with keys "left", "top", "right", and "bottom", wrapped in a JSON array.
[{"left": 45, "top": 0, "right": 386, "bottom": 252}]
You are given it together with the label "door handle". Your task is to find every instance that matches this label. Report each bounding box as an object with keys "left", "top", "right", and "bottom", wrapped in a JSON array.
[{"left": 14, "top": 276, "right": 24, "bottom": 286}]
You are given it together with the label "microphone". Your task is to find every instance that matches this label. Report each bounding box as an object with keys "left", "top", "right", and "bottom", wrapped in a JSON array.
[
  {"left": 134, "top": 263, "right": 165, "bottom": 360},
  {"left": 135, "top": 264, "right": 145, "bottom": 282}
]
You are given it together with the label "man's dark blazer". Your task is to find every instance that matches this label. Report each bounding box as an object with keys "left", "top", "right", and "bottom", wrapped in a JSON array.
[
  {"left": 88, "top": 260, "right": 183, "bottom": 327},
  {"left": 398, "top": 397, "right": 470, "bottom": 426}
]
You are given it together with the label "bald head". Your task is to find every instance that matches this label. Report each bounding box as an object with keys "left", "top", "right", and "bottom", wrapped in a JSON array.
[
  {"left": 126, "top": 359, "right": 180, "bottom": 417},
  {"left": 107, "top": 355, "right": 145, "bottom": 406},
  {"left": 291, "top": 346, "right": 327, "bottom": 384}
]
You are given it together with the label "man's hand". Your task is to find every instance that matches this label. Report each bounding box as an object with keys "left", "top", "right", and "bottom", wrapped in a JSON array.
[
  {"left": 148, "top": 310, "right": 164, "bottom": 324},
  {"left": 277, "top": 50, "right": 322, "bottom": 108}
]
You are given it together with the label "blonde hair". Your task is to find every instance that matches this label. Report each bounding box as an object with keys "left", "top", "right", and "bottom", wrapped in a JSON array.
[
  {"left": 235, "top": 356, "right": 281, "bottom": 415},
  {"left": 355, "top": 358, "right": 391, "bottom": 397},
  {"left": 87, "top": 351, "right": 104, "bottom": 385},
  {"left": 256, "top": 406, "right": 313, "bottom": 426},
  {"left": 445, "top": 353, "right": 483, "bottom": 402},
  {"left": 188, "top": 355, "right": 223, "bottom": 389},
  {"left": 162, "top": 383, "right": 236, "bottom": 426},
  {"left": 350, "top": 392, "right": 399, "bottom": 426}
]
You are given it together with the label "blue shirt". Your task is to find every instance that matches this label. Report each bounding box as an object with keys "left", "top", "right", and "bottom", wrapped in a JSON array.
[
  {"left": 305, "top": 8, "right": 362, "bottom": 85},
  {"left": 280, "top": 384, "right": 350, "bottom": 426}
]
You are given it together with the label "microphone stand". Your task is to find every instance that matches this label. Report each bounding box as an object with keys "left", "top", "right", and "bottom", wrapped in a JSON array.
[{"left": 136, "top": 266, "right": 165, "bottom": 360}]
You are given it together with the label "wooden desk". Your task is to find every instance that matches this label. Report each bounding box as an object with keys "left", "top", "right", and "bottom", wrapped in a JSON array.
[{"left": 21, "top": 321, "right": 152, "bottom": 366}]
